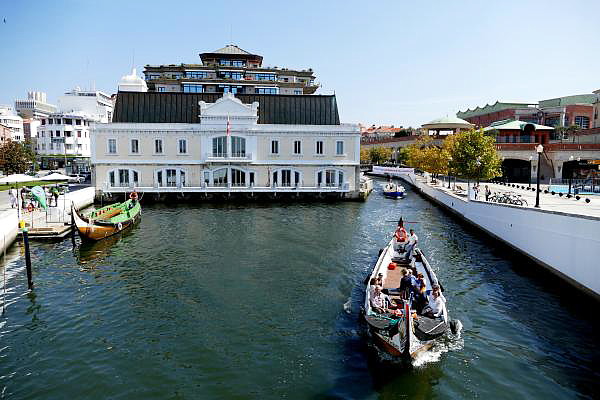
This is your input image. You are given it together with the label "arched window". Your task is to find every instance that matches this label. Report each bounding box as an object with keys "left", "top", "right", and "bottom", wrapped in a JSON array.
[
  {"left": 272, "top": 168, "right": 302, "bottom": 187},
  {"left": 108, "top": 169, "right": 139, "bottom": 188},
  {"left": 316, "top": 168, "right": 345, "bottom": 188},
  {"left": 204, "top": 167, "right": 253, "bottom": 187},
  {"left": 155, "top": 167, "right": 187, "bottom": 188},
  {"left": 213, "top": 168, "right": 228, "bottom": 186},
  {"left": 231, "top": 136, "right": 246, "bottom": 157}
]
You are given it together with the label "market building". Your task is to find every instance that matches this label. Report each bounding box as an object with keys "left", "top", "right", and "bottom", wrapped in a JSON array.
[
  {"left": 90, "top": 70, "right": 360, "bottom": 201},
  {"left": 143, "top": 45, "right": 318, "bottom": 96}
]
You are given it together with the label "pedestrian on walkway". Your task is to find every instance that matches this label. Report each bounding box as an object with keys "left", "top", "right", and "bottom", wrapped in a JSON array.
[
  {"left": 8, "top": 187, "right": 17, "bottom": 208},
  {"left": 485, "top": 185, "right": 491, "bottom": 201}
]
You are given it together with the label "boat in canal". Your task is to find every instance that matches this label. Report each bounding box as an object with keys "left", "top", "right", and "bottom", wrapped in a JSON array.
[
  {"left": 72, "top": 197, "right": 141, "bottom": 241},
  {"left": 362, "top": 222, "right": 460, "bottom": 361},
  {"left": 382, "top": 182, "right": 405, "bottom": 198}
]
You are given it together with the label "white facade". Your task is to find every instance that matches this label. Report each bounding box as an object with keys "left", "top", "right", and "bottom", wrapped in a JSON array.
[
  {"left": 57, "top": 88, "right": 114, "bottom": 123},
  {"left": 92, "top": 93, "right": 361, "bottom": 197},
  {"left": 36, "top": 112, "right": 93, "bottom": 157},
  {"left": 14, "top": 91, "right": 57, "bottom": 119},
  {"left": 0, "top": 106, "right": 24, "bottom": 141}
]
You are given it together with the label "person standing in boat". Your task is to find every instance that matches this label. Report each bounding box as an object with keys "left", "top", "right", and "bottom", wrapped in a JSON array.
[
  {"left": 404, "top": 229, "right": 418, "bottom": 261},
  {"left": 423, "top": 284, "right": 446, "bottom": 318}
]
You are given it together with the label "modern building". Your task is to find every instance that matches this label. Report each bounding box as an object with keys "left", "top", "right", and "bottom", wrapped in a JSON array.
[
  {"left": 14, "top": 91, "right": 56, "bottom": 119},
  {"left": 57, "top": 88, "right": 114, "bottom": 123},
  {"left": 0, "top": 106, "right": 24, "bottom": 141},
  {"left": 35, "top": 88, "right": 114, "bottom": 172},
  {"left": 458, "top": 94, "right": 599, "bottom": 130},
  {"left": 91, "top": 80, "right": 360, "bottom": 200},
  {"left": 143, "top": 45, "right": 318, "bottom": 96},
  {"left": 591, "top": 89, "right": 600, "bottom": 128},
  {"left": 483, "top": 120, "right": 554, "bottom": 144}
]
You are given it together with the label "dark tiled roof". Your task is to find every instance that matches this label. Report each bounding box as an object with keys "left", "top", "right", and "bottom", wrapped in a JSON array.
[{"left": 113, "top": 92, "right": 340, "bottom": 125}]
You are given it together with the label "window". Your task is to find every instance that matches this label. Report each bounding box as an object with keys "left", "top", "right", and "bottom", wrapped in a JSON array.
[
  {"left": 294, "top": 89, "right": 303, "bottom": 95},
  {"left": 212, "top": 136, "right": 227, "bottom": 157},
  {"left": 316, "top": 140, "right": 324, "bottom": 155},
  {"left": 544, "top": 116, "right": 560, "bottom": 127},
  {"left": 75, "top": 119, "right": 81, "bottom": 125},
  {"left": 64, "top": 118, "right": 72, "bottom": 125},
  {"left": 220, "top": 59, "right": 245, "bottom": 67},
  {"left": 156, "top": 168, "right": 185, "bottom": 187},
  {"left": 41, "top": 119, "right": 45, "bottom": 125},
  {"left": 108, "top": 138, "right": 117, "bottom": 154},
  {"left": 231, "top": 168, "right": 246, "bottom": 186},
  {"left": 178, "top": 139, "right": 187, "bottom": 154},
  {"left": 256, "top": 87, "right": 278, "bottom": 94},
  {"left": 157, "top": 87, "right": 166, "bottom": 92},
  {"left": 185, "top": 71, "right": 208, "bottom": 79},
  {"left": 145, "top": 74, "right": 160, "bottom": 81},
  {"left": 271, "top": 139, "right": 279, "bottom": 154},
  {"left": 231, "top": 136, "right": 246, "bottom": 157},
  {"left": 55, "top": 131, "right": 61, "bottom": 137},
  {"left": 183, "top": 84, "right": 203, "bottom": 93},
  {"left": 272, "top": 169, "right": 301, "bottom": 187},
  {"left": 77, "top": 131, "right": 82, "bottom": 138},
  {"left": 574, "top": 116, "right": 590, "bottom": 129},
  {"left": 131, "top": 139, "right": 139, "bottom": 154},
  {"left": 65, "top": 131, "right": 72, "bottom": 137},
  {"left": 293, "top": 140, "right": 302, "bottom": 155},
  {"left": 219, "top": 85, "right": 242, "bottom": 94},
  {"left": 221, "top": 71, "right": 243, "bottom": 80},
  {"left": 254, "top": 73, "right": 277, "bottom": 81},
  {"left": 154, "top": 139, "right": 163, "bottom": 154},
  {"left": 213, "top": 168, "right": 228, "bottom": 186},
  {"left": 336, "top": 140, "right": 344, "bottom": 155},
  {"left": 317, "top": 169, "right": 343, "bottom": 187},
  {"left": 281, "top": 170, "right": 292, "bottom": 187},
  {"left": 109, "top": 169, "right": 138, "bottom": 187}
]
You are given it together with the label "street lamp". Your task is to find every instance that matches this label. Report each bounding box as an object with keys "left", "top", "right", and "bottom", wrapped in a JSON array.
[
  {"left": 535, "top": 144, "right": 543, "bottom": 208},
  {"left": 528, "top": 156, "right": 533, "bottom": 188},
  {"left": 568, "top": 155, "right": 574, "bottom": 195},
  {"left": 447, "top": 156, "right": 452, "bottom": 188}
]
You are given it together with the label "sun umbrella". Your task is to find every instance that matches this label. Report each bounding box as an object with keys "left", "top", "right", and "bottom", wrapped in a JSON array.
[
  {"left": 0, "top": 174, "right": 40, "bottom": 184},
  {"left": 39, "top": 172, "right": 71, "bottom": 181}
]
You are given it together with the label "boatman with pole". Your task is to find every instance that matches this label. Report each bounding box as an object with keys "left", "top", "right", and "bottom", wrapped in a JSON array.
[{"left": 404, "top": 229, "right": 418, "bottom": 262}]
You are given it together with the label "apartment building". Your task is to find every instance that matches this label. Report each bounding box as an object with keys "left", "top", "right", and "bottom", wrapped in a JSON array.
[{"left": 143, "top": 45, "right": 318, "bottom": 96}]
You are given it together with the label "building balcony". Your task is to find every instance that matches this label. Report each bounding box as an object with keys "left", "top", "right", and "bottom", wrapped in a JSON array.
[
  {"left": 204, "top": 152, "right": 253, "bottom": 162},
  {"left": 102, "top": 182, "right": 351, "bottom": 193}
]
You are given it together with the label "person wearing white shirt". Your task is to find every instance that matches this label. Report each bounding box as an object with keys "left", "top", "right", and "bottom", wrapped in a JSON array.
[
  {"left": 404, "top": 229, "right": 418, "bottom": 261},
  {"left": 424, "top": 284, "right": 446, "bottom": 318},
  {"left": 370, "top": 285, "right": 390, "bottom": 314}
]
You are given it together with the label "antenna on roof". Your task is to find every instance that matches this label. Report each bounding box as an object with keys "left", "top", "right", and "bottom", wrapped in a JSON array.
[{"left": 131, "top": 49, "right": 135, "bottom": 72}]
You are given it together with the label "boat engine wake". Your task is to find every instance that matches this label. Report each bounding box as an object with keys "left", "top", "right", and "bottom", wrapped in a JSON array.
[
  {"left": 343, "top": 297, "right": 352, "bottom": 314},
  {"left": 412, "top": 320, "right": 464, "bottom": 368}
]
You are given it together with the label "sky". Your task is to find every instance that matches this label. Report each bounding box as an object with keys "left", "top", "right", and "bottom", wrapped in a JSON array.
[{"left": 1, "top": 0, "right": 599, "bottom": 127}]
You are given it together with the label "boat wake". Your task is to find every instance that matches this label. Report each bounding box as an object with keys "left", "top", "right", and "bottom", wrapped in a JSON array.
[
  {"left": 412, "top": 320, "right": 464, "bottom": 368},
  {"left": 343, "top": 297, "right": 352, "bottom": 314}
]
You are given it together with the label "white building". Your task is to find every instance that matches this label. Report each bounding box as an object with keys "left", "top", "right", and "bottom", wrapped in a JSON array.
[
  {"left": 91, "top": 86, "right": 361, "bottom": 200},
  {"left": 57, "top": 87, "right": 114, "bottom": 123},
  {"left": 15, "top": 91, "right": 57, "bottom": 119},
  {"left": 0, "top": 106, "right": 24, "bottom": 141}
]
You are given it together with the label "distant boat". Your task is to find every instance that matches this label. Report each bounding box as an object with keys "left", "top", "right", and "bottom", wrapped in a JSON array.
[
  {"left": 73, "top": 198, "right": 141, "bottom": 241},
  {"left": 362, "top": 232, "right": 460, "bottom": 361},
  {"left": 383, "top": 182, "right": 405, "bottom": 198}
]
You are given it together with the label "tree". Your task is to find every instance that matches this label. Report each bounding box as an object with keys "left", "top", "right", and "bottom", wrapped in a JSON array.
[
  {"left": 444, "top": 129, "right": 502, "bottom": 181},
  {"left": 360, "top": 148, "right": 370, "bottom": 163},
  {"left": 395, "top": 147, "right": 410, "bottom": 165},
  {"left": 0, "top": 140, "right": 34, "bottom": 174},
  {"left": 368, "top": 146, "right": 392, "bottom": 164}
]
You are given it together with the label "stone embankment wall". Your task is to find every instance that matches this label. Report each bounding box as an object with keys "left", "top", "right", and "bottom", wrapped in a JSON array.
[
  {"left": 0, "top": 187, "right": 95, "bottom": 254},
  {"left": 400, "top": 173, "right": 600, "bottom": 298}
]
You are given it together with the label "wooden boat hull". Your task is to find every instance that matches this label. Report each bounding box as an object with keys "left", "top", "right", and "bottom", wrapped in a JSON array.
[{"left": 73, "top": 200, "right": 141, "bottom": 241}]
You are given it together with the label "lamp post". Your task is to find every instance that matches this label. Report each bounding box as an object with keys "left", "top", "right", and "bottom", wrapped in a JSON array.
[
  {"left": 535, "top": 144, "right": 543, "bottom": 208},
  {"left": 447, "top": 156, "right": 452, "bottom": 188},
  {"left": 528, "top": 156, "right": 533, "bottom": 188},
  {"left": 568, "top": 155, "right": 574, "bottom": 195}
]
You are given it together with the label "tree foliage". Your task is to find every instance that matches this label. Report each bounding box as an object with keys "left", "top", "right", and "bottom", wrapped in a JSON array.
[
  {"left": 0, "top": 140, "right": 34, "bottom": 174},
  {"left": 367, "top": 146, "right": 392, "bottom": 164},
  {"left": 406, "top": 137, "right": 449, "bottom": 175},
  {"left": 444, "top": 129, "right": 502, "bottom": 180}
]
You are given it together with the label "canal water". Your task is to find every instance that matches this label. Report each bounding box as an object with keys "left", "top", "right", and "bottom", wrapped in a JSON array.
[{"left": 1, "top": 180, "right": 598, "bottom": 399}]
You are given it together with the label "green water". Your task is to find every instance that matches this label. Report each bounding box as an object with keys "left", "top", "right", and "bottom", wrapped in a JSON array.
[{"left": 1, "top": 183, "right": 598, "bottom": 399}]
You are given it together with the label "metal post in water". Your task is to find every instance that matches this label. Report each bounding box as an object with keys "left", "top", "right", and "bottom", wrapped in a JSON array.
[{"left": 22, "top": 228, "right": 34, "bottom": 290}]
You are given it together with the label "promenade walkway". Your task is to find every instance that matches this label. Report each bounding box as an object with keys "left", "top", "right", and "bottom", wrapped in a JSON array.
[{"left": 428, "top": 179, "right": 600, "bottom": 219}]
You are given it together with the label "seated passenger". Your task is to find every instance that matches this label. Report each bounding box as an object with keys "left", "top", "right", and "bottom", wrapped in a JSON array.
[
  {"left": 370, "top": 285, "right": 390, "bottom": 314},
  {"left": 376, "top": 273, "right": 384, "bottom": 286},
  {"left": 422, "top": 284, "right": 446, "bottom": 319}
]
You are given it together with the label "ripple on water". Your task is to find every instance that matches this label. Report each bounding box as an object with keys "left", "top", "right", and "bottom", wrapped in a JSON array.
[{"left": 0, "top": 188, "right": 598, "bottom": 399}]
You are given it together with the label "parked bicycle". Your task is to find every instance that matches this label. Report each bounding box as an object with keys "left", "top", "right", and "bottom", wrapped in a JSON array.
[{"left": 488, "top": 191, "right": 528, "bottom": 206}]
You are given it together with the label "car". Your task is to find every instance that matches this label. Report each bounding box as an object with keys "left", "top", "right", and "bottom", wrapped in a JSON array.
[{"left": 68, "top": 174, "right": 85, "bottom": 183}]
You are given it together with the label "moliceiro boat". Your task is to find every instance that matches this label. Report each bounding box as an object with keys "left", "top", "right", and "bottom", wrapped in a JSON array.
[
  {"left": 72, "top": 196, "right": 141, "bottom": 241},
  {"left": 383, "top": 182, "right": 405, "bottom": 199},
  {"left": 362, "top": 221, "right": 460, "bottom": 360}
]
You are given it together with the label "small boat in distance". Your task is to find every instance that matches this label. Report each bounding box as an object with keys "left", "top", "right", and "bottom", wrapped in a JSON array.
[
  {"left": 383, "top": 182, "right": 405, "bottom": 198},
  {"left": 362, "top": 219, "right": 460, "bottom": 361},
  {"left": 73, "top": 197, "right": 141, "bottom": 241}
]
